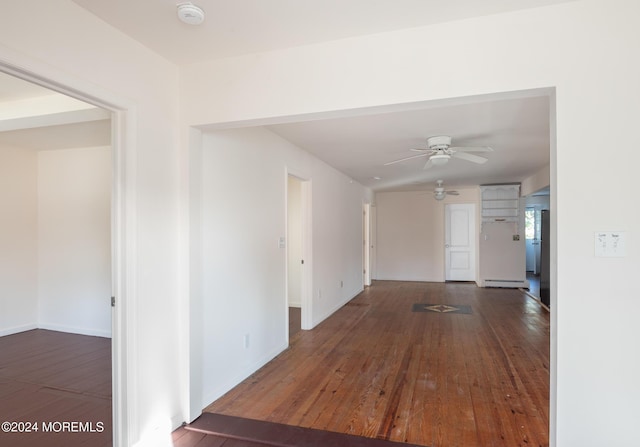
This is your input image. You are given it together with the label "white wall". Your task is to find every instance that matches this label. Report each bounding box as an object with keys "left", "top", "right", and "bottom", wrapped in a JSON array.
[
  {"left": 312, "top": 162, "right": 370, "bottom": 322},
  {"left": 1, "top": 1, "right": 183, "bottom": 444},
  {"left": 37, "top": 147, "right": 112, "bottom": 337},
  {"left": 0, "top": 145, "right": 111, "bottom": 338},
  {"left": 375, "top": 191, "right": 443, "bottom": 281},
  {"left": 181, "top": 2, "right": 640, "bottom": 445},
  {"left": 0, "top": 145, "right": 38, "bottom": 336},
  {"left": 375, "top": 189, "right": 479, "bottom": 282},
  {"left": 197, "top": 126, "right": 372, "bottom": 406}
]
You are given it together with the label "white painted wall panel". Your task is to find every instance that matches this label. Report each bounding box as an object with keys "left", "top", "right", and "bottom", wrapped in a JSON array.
[
  {"left": 37, "top": 147, "right": 111, "bottom": 337},
  {"left": 0, "top": 145, "right": 38, "bottom": 335},
  {"left": 375, "top": 191, "right": 443, "bottom": 282},
  {"left": 198, "top": 127, "right": 372, "bottom": 405}
]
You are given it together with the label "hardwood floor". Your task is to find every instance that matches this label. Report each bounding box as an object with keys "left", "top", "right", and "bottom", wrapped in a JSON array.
[
  {"left": 0, "top": 329, "right": 111, "bottom": 447},
  {"left": 205, "top": 281, "right": 550, "bottom": 447}
]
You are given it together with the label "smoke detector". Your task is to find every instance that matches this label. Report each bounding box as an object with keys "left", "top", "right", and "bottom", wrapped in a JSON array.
[{"left": 177, "top": 3, "right": 205, "bottom": 25}]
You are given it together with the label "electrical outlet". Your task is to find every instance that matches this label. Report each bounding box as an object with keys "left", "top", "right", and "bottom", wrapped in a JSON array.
[{"left": 244, "top": 334, "right": 250, "bottom": 349}]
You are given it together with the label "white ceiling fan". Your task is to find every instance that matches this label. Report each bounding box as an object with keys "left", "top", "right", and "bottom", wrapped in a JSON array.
[
  {"left": 384, "top": 135, "right": 493, "bottom": 170},
  {"left": 433, "top": 179, "right": 458, "bottom": 201}
]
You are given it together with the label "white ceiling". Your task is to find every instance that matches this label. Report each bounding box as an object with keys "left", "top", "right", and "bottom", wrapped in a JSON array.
[
  {"left": 2, "top": 1, "right": 560, "bottom": 191},
  {"left": 72, "top": 0, "right": 574, "bottom": 66},
  {"left": 0, "top": 119, "right": 111, "bottom": 151},
  {"left": 267, "top": 92, "right": 551, "bottom": 191}
]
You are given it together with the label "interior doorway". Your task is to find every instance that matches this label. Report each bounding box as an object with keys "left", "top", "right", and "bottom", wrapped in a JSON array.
[
  {"left": 286, "top": 173, "right": 312, "bottom": 334},
  {"left": 523, "top": 189, "right": 550, "bottom": 302},
  {"left": 0, "top": 70, "right": 114, "bottom": 444}
]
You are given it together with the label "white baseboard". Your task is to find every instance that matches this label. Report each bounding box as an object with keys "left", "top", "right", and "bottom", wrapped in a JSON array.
[
  {"left": 484, "top": 279, "right": 528, "bottom": 288},
  {"left": 311, "top": 287, "right": 363, "bottom": 329},
  {"left": 202, "top": 341, "right": 289, "bottom": 409},
  {"left": 0, "top": 323, "right": 38, "bottom": 337},
  {"left": 38, "top": 323, "right": 111, "bottom": 338}
]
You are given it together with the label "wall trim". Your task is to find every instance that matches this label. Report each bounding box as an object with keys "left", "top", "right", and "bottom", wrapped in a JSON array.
[
  {"left": 312, "top": 287, "right": 364, "bottom": 329},
  {"left": 37, "top": 323, "right": 111, "bottom": 339},
  {"left": 0, "top": 324, "right": 38, "bottom": 337},
  {"left": 201, "top": 341, "right": 289, "bottom": 410}
]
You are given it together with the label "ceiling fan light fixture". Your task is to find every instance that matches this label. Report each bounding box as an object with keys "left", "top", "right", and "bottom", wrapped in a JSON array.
[
  {"left": 430, "top": 154, "right": 450, "bottom": 166},
  {"left": 434, "top": 191, "right": 446, "bottom": 200}
]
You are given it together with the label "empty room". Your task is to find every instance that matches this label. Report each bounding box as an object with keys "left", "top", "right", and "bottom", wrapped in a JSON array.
[
  {"left": 178, "top": 92, "right": 552, "bottom": 447},
  {"left": 1, "top": 1, "right": 639, "bottom": 446},
  {"left": 0, "top": 72, "right": 113, "bottom": 447}
]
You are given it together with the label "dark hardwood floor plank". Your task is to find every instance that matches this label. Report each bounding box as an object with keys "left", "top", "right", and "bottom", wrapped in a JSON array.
[{"left": 186, "top": 413, "right": 426, "bottom": 447}]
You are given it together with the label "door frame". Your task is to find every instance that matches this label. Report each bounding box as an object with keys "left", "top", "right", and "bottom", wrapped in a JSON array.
[
  {"left": 285, "top": 169, "right": 312, "bottom": 331},
  {"left": 0, "top": 54, "right": 135, "bottom": 446}
]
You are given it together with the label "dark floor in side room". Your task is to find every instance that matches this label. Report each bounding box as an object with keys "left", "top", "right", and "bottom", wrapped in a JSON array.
[{"left": 0, "top": 329, "right": 111, "bottom": 447}]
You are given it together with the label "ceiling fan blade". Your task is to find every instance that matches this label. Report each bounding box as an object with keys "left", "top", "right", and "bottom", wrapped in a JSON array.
[
  {"left": 410, "top": 148, "right": 436, "bottom": 153},
  {"left": 423, "top": 159, "right": 433, "bottom": 170},
  {"left": 383, "top": 153, "right": 429, "bottom": 166},
  {"left": 452, "top": 151, "right": 488, "bottom": 164},
  {"left": 449, "top": 146, "right": 493, "bottom": 153},
  {"left": 446, "top": 191, "right": 460, "bottom": 195}
]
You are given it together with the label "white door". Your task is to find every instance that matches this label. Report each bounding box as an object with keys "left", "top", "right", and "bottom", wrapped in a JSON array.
[{"left": 445, "top": 203, "right": 476, "bottom": 281}]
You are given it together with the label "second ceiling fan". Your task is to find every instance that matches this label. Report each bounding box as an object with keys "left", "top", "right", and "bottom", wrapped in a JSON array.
[{"left": 385, "top": 135, "right": 493, "bottom": 170}]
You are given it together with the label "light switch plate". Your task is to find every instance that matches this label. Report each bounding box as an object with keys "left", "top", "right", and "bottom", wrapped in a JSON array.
[{"left": 594, "top": 231, "right": 626, "bottom": 257}]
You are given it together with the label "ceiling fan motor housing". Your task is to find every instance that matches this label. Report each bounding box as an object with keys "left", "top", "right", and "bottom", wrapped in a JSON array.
[{"left": 427, "top": 135, "right": 452, "bottom": 150}]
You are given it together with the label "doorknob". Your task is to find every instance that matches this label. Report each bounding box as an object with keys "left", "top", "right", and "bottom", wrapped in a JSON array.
[{"left": 445, "top": 244, "right": 450, "bottom": 248}]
